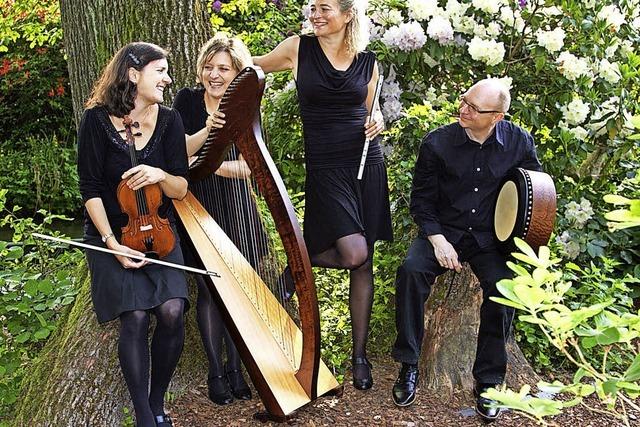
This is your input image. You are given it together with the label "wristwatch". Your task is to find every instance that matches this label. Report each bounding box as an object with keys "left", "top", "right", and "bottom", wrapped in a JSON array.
[{"left": 101, "top": 232, "right": 115, "bottom": 243}]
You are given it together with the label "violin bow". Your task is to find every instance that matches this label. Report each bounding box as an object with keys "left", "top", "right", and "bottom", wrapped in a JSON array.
[
  {"left": 32, "top": 233, "right": 220, "bottom": 278},
  {"left": 357, "top": 74, "right": 384, "bottom": 181}
]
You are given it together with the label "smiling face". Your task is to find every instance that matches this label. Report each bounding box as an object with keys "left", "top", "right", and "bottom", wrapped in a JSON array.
[
  {"left": 130, "top": 58, "right": 171, "bottom": 105},
  {"left": 200, "top": 51, "right": 238, "bottom": 101},
  {"left": 309, "top": 0, "right": 352, "bottom": 37}
]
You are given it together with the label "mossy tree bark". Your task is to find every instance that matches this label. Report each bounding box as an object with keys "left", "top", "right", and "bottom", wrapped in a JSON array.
[
  {"left": 59, "top": 0, "right": 212, "bottom": 126},
  {"left": 420, "top": 264, "right": 539, "bottom": 393},
  {"left": 14, "top": 2, "right": 212, "bottom": 425}
]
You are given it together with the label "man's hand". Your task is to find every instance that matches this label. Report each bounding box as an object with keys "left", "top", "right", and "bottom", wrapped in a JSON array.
[{"left": 428, "top": 234, "right": 462, "bottom": 272}]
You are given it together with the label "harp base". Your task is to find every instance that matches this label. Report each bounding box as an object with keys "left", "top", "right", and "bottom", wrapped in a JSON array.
[{"left": 253, "top": 383, "right": 345, "bottom": 423}]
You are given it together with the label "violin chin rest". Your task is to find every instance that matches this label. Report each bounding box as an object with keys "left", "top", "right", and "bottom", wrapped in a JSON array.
[{"left": 143, "top": 251, "right": 160, "bottom": 260}]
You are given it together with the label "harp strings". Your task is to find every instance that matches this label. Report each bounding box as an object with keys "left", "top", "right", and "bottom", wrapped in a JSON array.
[{"left": 202, "top": 139, "right": 297, "bottom": 366}]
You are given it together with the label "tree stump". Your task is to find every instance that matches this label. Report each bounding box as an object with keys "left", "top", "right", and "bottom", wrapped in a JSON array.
[
  {"left": 14, "top": 269, "right": 208, "bottom": 426},
  {"left": 420, "top": 264, "right": 538, "bottom": 394}
]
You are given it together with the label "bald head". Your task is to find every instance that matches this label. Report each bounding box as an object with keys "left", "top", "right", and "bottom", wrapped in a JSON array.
[{"left": 467, "top": 78, "right": 511, "bottom": 113}]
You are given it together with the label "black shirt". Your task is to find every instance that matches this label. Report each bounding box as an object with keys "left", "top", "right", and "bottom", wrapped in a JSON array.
[
  {"left": 77, "top": 105, "right": 188, "bottom": 236},
  {"left": 410, "top": 120, "right": 542, "bottom": 249}
]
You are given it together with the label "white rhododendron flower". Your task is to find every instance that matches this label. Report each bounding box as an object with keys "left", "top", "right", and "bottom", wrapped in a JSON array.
[
  {"left": 598, "top": 5, "right": 625, "bottom": 31},
  {"left": 500, "top": 7, "right": 516, "bottom": 26},
  {"left": 556, "top": 231, "right": 581, "bottom": 260},
  {"left": 473, "top": 23, "right": 487, "bottom": 37},
  {"left": 472, "top": 0, "right": 505, "bottom": 14},
  {"left": 560, "top": 97, "right": 590, "bottom": 125},
  {"left": 535, "top": 27, "right": 565, "bottom": 53},
  {"left": 381, "top": 21, "right": 427, "bottom": 51},
  {"left": 569, "top": 126, "right": 589, "bottom": 141},
  {"left": 541, "top": 6, "right": 562, "bottom": 16},
  {"left": 557, "top": 51, "right": 589, "bottom": 81},
  {"left": 407, "top": 0, "right": 439, "bottom": 21},
  {"left": 444, "top": 0, "right": 469, "bottom": 18},
  {"left": 467, "top": 37, "right": 505, "bottom": 66},
  {"left": 427, "top": 16, "right": 454, "bottom": 44},
  {"left": 371, "top": 8, "right": 403, "bottom": 26},
  {"left": 486, "top": 22, "right": 502, "bottom": 37},
  {"left": 564, "top": 198, "right": 594, "bottom": 229},
  {"left": 453, "top": 15, "right": 476, "bottom": 34},
  {"left": 598, "top": 58, "right": 621, "bottom": 84},
  {"left": 632, "top": 16, "right": 640, "bottom": 30}
]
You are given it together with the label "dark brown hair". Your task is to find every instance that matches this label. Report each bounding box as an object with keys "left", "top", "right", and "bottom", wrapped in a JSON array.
[{"left": 85, "top": 42, "right": 168, "bottom": 117}]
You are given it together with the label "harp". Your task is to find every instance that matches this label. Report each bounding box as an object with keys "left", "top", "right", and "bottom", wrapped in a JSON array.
[{"left": 172, "top": 66, "right": 341, "bottom": 420}]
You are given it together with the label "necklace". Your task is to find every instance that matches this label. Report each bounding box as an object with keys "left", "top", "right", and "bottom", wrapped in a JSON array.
[{"left": 117, "top": 105, "right": 154, "bottom": 137}]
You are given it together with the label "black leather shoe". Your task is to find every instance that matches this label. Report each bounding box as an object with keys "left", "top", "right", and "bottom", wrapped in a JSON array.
[
  {"left": 392, "top": 363, "right": 419, "bottom": 407},
  {"left": 474, "top": 383, "right": 502, "bottom": 423},
  {"left": 226, "top": 367, "right": 252, "bottom": 400},
  {"left": 352, "top": 357, "right": 373, "bottom": 390},
  {"left": 208, "top": 375, "right": 234, "bottom": 405},
  {"left": 155, "top": 414, "right": 173, "bottom": 427}
]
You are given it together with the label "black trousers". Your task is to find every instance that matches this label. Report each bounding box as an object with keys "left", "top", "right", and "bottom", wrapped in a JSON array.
[{"left": 391, "top": 234, "right": 514, "bottom": 384}]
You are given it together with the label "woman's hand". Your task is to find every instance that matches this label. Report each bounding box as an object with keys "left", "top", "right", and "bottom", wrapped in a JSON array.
[
  {"left": 122, "top": 165, "right": 166, "bottom": 190},
  {"left": 106, "top": 238, "right": 148, "bottom": 269},
  {"left": 364, "top": 109, "right": 385, "bottom": 140},
  {"left": 206, "top": 111, "right": 226, "bottom": 131},
  {"left": 214, "top": 159, "right": 252, "bottom": 179}
]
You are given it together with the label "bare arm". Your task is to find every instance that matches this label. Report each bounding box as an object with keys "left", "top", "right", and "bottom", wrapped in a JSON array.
[
  {"left": 253, "top": 36, "right": 300, "bottom": 75},
  {"left": 364, "top": 61, "right": 384, "bottom": 140}
]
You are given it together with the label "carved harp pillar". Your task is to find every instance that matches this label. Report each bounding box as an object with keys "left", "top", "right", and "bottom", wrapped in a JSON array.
[{"left": 172, "top": 67, "right": 340, "bottom": 420}]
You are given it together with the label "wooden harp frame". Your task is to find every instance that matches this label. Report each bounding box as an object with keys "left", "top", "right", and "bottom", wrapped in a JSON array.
[{"left": 173, "top": 66, "right": 340, "bottom": 420}]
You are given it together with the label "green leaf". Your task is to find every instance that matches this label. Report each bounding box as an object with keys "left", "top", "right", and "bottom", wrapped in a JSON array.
[
  {"left": 513, "top": 284, "right": 547, "bottom": 309},
  {"left": 490, "top": 296, "right": 527, "bottom": 310},
  {"left": 603, "top": 194, "right": 631, "bottom": 205},
  {"left": 596, "top": 327, "right": 621, "bottom": 345},
  {"left": 37, "top": 279, "right": 54, "bottom": 295},
  {"left": 33, "top": 328, "right": 51, "bottom": 340},
  {"left": 624, "top": 353, "right": 640, "bottom": 381},
  {"left": 14, "top": 331, "right": 31, "bottom": 343},
  {"left": 514, "top": 238, "right": 538, "bottom": 260},
  {"left": 602, "top": 380, "right": 618, "bottom": 396},
  {"left": 24, "top": 279, "right": 39, "bottom": 297}
]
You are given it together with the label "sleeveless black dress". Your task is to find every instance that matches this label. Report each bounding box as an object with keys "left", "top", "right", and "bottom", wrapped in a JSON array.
[
  {"left": 172, "top": 87, "right": 267, "bottom": 269},
  {"left": 297, "top": 35, "right": 393, "bottom": 255}
]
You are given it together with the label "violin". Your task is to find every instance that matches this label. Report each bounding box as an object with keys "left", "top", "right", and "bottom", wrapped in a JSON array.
[{"left": 116, "top": 115, "right": 175, "bottom": 259}]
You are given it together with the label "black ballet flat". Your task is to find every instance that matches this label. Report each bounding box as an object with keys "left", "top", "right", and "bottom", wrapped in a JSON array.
[
  {"left": 155, "top": 414, "right": 173, "bottom": 427},
  {"left": 280, "top": 265, "right": 296, "bottom": 301},
  {"left": 352, "top": 357, "right": 373, "bottom": 390},
  {"left": 226, "top": 368, "right": 252, "bottom": 400},
  {"left": 208, "top": 375, "right": 234, "bottom": 405}
]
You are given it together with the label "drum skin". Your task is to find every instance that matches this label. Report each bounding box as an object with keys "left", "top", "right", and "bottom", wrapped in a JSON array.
[{"left": 494, "top": 168, "right": 557, "bottom": 253}]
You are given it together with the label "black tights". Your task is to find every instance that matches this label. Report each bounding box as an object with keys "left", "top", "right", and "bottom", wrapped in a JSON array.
[
  {"left": 310, "top": 233, "right": 373, "bottom": 379},
  {"left": 195, "top": 275, "right": 242, "bottom": 379},
  {"left": 118, "top": 298, "right": 185, "bottom": 427}
]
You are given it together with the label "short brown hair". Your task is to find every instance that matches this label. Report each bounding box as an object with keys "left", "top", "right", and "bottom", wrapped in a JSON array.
[
  {"left": 195, "top": 33, "right": 252, "bottom": 84},
  {"left": 85, "top": 42, "right": 168, "bottom": 117}
]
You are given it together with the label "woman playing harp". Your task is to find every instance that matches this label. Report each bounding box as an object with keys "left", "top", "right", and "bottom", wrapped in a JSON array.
[{"left": 172, "top": 33, "right": 260, "bottom": 406}]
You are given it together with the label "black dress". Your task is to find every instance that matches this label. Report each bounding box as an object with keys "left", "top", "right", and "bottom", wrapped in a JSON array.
[
  {"left": 172, "top": 87, "right": 267, "bottom": 268},
  {"left": 77, "top": 105, "right": 190, "bottom": 324},
  {"left": 297, "top": 35, "right": 393, "bottom": 255}
]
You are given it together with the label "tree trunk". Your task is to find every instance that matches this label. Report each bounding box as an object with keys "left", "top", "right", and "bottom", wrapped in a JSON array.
[
  {"left": 420, "top": 264, "right": 539, "bottom": 394},
  {"left": 59, "top": 0, "right": 212, "bottom": 126},
  {"left": 13, "top": 2, "right": 213, "bottom": 425},
  {"left": 13, "top": 268, "right": 208, "bottom": 426}
]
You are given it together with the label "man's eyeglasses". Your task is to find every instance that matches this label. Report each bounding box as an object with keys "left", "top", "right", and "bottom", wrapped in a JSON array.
[{"left": 459, "top": 96, "right": 503, "bottom": 115}]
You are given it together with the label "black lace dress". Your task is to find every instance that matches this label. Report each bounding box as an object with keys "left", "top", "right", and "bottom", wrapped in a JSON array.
[{"left": 77, "top": 105, "right": 189, "bottom": 323}]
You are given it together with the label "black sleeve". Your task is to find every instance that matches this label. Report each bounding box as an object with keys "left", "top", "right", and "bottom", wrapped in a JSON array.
[
  {"left": 410, "top": 134, "right": 443, "bottom": 236},
  {"left": 162, "top": 109, "right": 188, "bottom": 178},
  {"left": 77, "top": 108, "right": 106, "bottom": 203},
  {"left": 518, "top": 132, "right": 543, "bottom": 172},
  {"left": 172, "top": 88, "right": 192, "bottom": 133}
]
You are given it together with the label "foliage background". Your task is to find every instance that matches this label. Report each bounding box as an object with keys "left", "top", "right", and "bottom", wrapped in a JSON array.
[{"left": 0, "top": 0, "right": 639, "bottom": 422}]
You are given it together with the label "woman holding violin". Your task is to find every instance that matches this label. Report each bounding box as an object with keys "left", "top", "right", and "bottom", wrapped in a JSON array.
[{"left": 77, "top": 42, "right": 188, "bottom": 427}]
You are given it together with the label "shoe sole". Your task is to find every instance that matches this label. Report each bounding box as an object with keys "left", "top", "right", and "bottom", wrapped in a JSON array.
[
  {"left": 475, "top": 407, "right": 501, "bottom": 423},
  {"left": 393, "top": 391, "right": 417, "bottom": 407}
]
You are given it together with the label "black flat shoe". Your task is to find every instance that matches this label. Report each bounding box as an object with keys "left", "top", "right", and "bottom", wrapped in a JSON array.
[
  {"left": 352, "top": 357, "right": 373, "bottom": 390},
  {"left": 226, "top": 367, "right": 252, "bottom": 400},
  {"left": 392, "top": 363, "right": 419, "bottom": 407},
  {"left": 280, "top": 265, "right": 296, "bottom": 301},
  {"left": 474, "top": 383, "right": 502, "bottom": 423},
  {"left": 208, "top": 375, "right": 234, "bottom": 405},
  {"left": 155, "top": 414, "right": 173, "bottom": 427}
]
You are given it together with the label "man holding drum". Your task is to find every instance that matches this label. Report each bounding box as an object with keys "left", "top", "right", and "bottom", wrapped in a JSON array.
[{"left": 390, "top": 78, "right": 541, "bottom": 422}]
